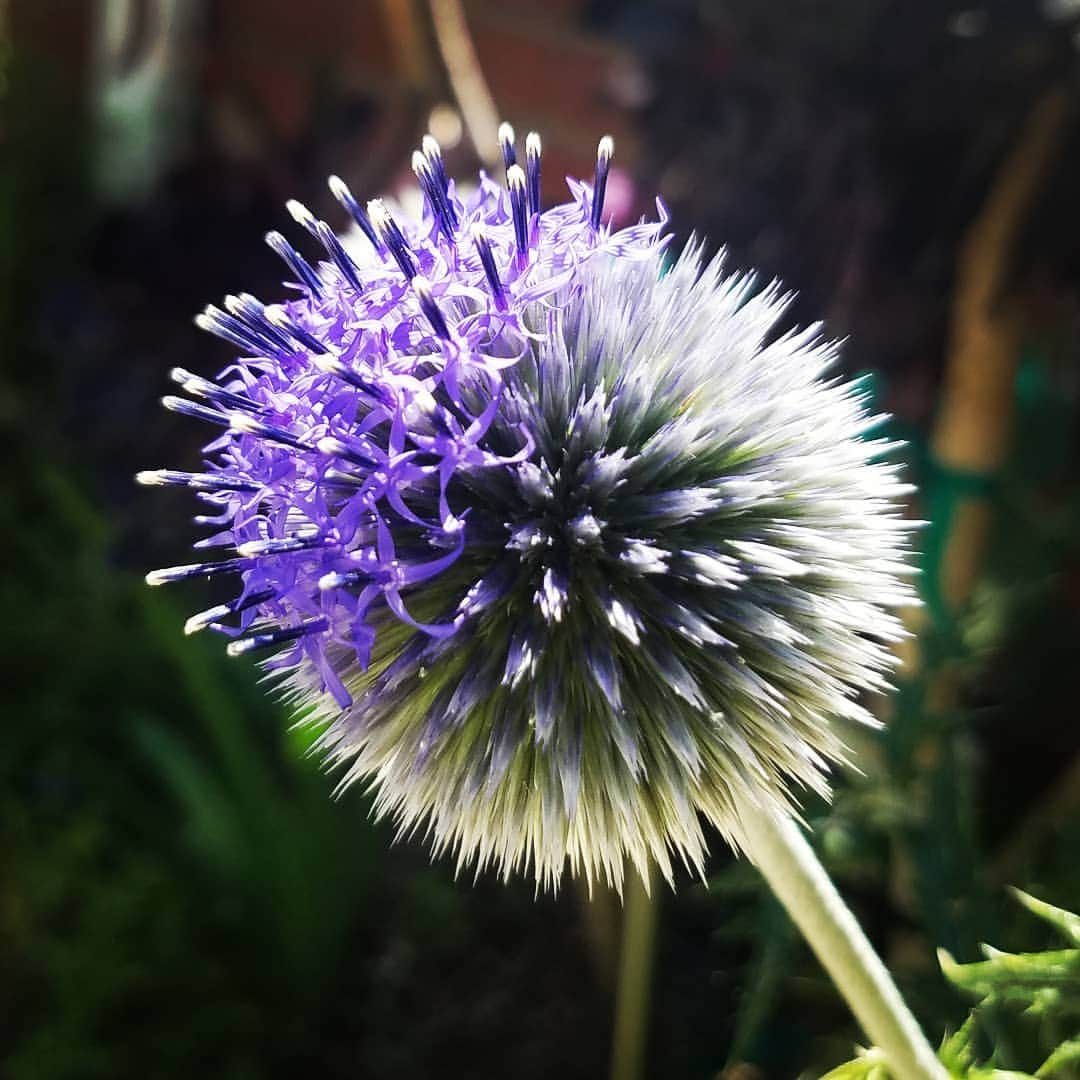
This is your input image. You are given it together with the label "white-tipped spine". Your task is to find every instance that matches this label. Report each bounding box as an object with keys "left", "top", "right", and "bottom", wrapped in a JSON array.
[
  {"left": 285, "top": 198, "right": 317, "bottom": 231},
  {"left": 366, "top": 198, "right": 391, "bottom": 239},
  {"left": 506, "top": 163, "right": 526, "bottom": 193},
  {"left": 319, "top": 571, "right": 350, "bottom": 591},
  {"left": 422, "top": 134, "right": 443, "bottom": 164},
  {"left": 185, "top": 605, "right": 230, "bottom": 635},
  {"left": 498, "top": 121, "right": 516, "bottom": 162},
  {"left": 327, "top": 174, "right": 349, "bottom": 201}
]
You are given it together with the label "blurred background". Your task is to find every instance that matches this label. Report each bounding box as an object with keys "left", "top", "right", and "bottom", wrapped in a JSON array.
[{"left": 4, "top": 1, "right": 1080, "bottom": 1077}]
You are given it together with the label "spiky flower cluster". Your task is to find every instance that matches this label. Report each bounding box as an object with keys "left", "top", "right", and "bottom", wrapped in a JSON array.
[{"left": 140, "top": 126, "right": 915, "bottom": 890}]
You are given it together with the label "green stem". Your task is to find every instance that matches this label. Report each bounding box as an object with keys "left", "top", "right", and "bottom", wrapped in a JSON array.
[
  {"left": 739, "top": 806, "right": 947, "bottom": 1080},
  {"left": 610, "top": 862, "right": 659, "bottom": 1080}
]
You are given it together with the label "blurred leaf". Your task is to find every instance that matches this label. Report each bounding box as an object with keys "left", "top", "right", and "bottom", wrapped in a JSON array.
[
  {"left": 1011, "top": 891, "right": 1080, "bottom": 950},
  {"left": 726, "top": 895, "right": 798, "bottom": 1066},
  {"left": 820, "top": 1047, "right": 892, "bottom": 1079},
  {"left": 135, "top": 718, "right": 248, "bottom": 875},
  {"left": 936, "top": 891, "right": 1080, "bottom": 1076},
  {"left": 939, "top": 947, "right": 1080, "bottom": 1008},
  {"left": 1036, "top": 1038, "right": 1080, "bottom": 1077}
]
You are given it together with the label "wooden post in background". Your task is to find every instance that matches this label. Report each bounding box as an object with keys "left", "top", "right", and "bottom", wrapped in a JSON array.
[{"left": 928, "top": 90, "right": 1068, "bottom": 617}]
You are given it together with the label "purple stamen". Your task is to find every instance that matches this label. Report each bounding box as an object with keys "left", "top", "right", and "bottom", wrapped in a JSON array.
[
  {"left": 368, "top": 199, "right": 417, "bottom": 280},
  {"left": 317, "top": 434, "right": 383, "bottom": 468},
  {"left": 471, "top": 225, "right": 505, "bottom": 310},
  {"left": 422, "top": 135, "right": 451, "bottom": 201},
  {"left": 328, "top": 174, "right": 380, "bottom": 250},
  {"left": 226, "top": 616, "right": 330, "bottom": 656},
  {"left": 413, "top": 275, "right": 451, "bottom": 340},
  {"left": 196, "top": 305, "right": 274, "bottom": 356},
  {"left": 506, "top": 165, "right": 529, "bottom": 264},
  {"left": 263, "top": 307, "right": 328, "bottom": 354},
  {"left": 227, "top": 412, "right": 312, "bottom": 451},
  {"left": 265, "top": 230, "right": 323, "bottom": 295},
  {"left": 234, "top": 536, "right": 332, "bottom": 560},
  {"left": 498, "top": 121, "right": 516, "bottom": 173},
  {"left": 184, "top": 587, "right": 278, "bottom": 635},
  {"left": 319, "top": 568, "right": 374, "bottom": 590},
  {"left": 169, "top": 368, "right": 262, "bottom": 413},
  {"left": 412, "top": 151, "right": 456, "bottom": 241},
  {"left": 224, "top": 293, "right": 296, "bottom": 352},
  {"left": 525, "top": 132, "right": 542, "bottom": 217},
  {"left": 590, "top": 135, "right": 614, "bottom": 231},
  {"left": 316, "top": 220, "right": 364, "bottom": 291},
  {"left": 136, "top": 469, "right": 260, "bottom": 493},
  {"left": 145, "top": 555, "right": 255, "bottom": 585},
  {"left": 161, "top": 395, "right": 230, "bottom": 427}
]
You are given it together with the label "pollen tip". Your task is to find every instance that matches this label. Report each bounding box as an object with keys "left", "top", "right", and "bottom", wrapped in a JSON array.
[
  {"left": 318, "top": 571, "right": 346, "bottom": 591},
  {"left": 136, "top": 470, "right": 165, "bottom": 486},
  {"left": 498, "top": 121, "right": 515, "bottom": 146},
  {"left": 286, "top": 199, "right": 315, "bottom": 227},
  {"left": 597, "top": 135, "right": 614, "bottom": 161},
  {"left": 184, "top": 608, "right": 223, "bottom": 635},
  {"left": 526, "top": 131, "right": 541, "bottom": 155},
  {"left": 227, "top": 412, "right": 259, "bottom": 434},
  {"left": 506, "top": 164, "right": 526, "bottom": 191},
  {"left": 262, "top": 305, "right": 290, "bottom": 329},
  {"left": 327, "top": 174, "right": 348, "bottom": 199}
]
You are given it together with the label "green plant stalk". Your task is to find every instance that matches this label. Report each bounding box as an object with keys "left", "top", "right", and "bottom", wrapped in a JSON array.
[
  {"left": 610, "top": 862, "right": 660, "bottom": 1080},
  {"left": 739, "top": 806, "right": 947, "bottom": 1080}
]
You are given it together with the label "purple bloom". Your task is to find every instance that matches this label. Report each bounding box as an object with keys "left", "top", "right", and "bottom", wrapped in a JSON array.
[{"left": 141, "top": 129, "right": 915, "bottom": 890}]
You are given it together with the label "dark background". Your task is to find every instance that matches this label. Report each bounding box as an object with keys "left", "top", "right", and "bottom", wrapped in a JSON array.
[{"left": 4, "top": 2, "right": 1080, "bottom": 1077}]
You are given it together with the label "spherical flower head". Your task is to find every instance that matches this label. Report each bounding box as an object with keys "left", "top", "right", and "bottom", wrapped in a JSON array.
[{"left": 140, "top": 131, "right": 916, "bottom": 891}]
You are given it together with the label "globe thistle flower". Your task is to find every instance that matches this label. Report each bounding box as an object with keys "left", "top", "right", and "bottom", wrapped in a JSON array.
[{"left": 140, "top": 129, "right": 915, "bottom": 891}]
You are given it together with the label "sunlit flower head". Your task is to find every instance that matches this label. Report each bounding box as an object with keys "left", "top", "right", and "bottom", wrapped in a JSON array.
[{"left": 140, "top": 127, "right": 915, "bottom": 891}]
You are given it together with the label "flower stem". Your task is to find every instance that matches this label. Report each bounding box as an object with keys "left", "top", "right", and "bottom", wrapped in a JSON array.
[
  {"left": 738, "top": 806, "right": 947, "bottom": 1080},
  {"left": 610, "top": 861, "right": 659, "bottom": 1080}
]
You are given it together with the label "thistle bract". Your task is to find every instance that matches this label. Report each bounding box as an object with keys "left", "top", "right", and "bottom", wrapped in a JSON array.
[{"left": 141, "top": 129, "right": 915, "bottom": 890}]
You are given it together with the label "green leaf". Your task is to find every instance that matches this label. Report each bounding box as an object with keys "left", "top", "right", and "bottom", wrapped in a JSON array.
[
  {"left": 936, "top": 891, "right": 1080, "bottom": 1077},
  {"left": 135, "top": 719, "right": 248, "bottom": 877},
  {"left": 1036, "top": 1038, "right": 1080, "bottom": 1077},
  {"left": 820, "top": 1047, "right": 893, "bottom": 1079},
  {"left": 1011, "top": 891, "right": 1080, "bottom": 949}
]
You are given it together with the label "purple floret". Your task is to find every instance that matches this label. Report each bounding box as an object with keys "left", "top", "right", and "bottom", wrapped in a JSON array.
[{"left": 140, "top": 136, "right": 665, "bottom": 709}]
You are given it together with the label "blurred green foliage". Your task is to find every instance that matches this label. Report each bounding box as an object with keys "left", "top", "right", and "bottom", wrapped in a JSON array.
[
  {"left": 823, "top": 889, "right": 1080, "bottom": 1078},
  {"left": 1, "top": 465, "right": 381, "bottom": 1077},
  {"left": 938, "top": 889, "right": 1080, "bottom": 1078}
]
